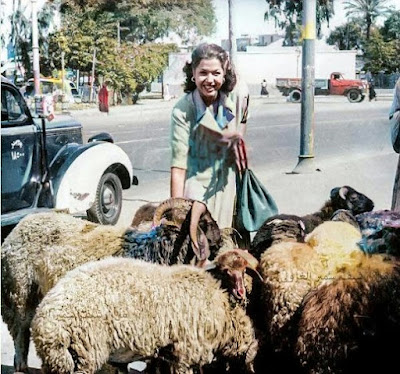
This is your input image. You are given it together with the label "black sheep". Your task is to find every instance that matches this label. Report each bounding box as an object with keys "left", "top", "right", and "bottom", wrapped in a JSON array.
[{"left": 251, "top": 186, "right": 374, "bottom": 258}]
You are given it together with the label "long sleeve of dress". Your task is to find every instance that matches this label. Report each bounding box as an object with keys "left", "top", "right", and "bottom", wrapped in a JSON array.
[{"left": 170, "top": 99, "right": 194, "bottom": 170}]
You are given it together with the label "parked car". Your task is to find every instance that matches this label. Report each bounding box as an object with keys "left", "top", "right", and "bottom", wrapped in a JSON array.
[
  {"left": 1, "top": 76, "right": 138, "bottom": 240},
  {"left": 23, "top": 77, "right": 82, "bottom": 104}
]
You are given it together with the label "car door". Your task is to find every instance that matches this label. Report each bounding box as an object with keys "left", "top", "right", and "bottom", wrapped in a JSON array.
[{"left": 1, "top": 82, "right": 41, "bottom": 214}]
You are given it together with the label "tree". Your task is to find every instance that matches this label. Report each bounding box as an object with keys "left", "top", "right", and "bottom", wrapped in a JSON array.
[
  {"left": 326, "top": 20, "right": 364, "bottom": 50},
  {"left": 7, "top": 0, "right": 58, "bottom": 79},
  {"left": 263, "top": 0, "right": 335, "bottom": 46},
  {"left": 55, "top": 0, "right": 216, "bottom": 44},
  {"left": 363, "top": 29, "right": 400, "bottom": 73},
  {"left": 380, "top": 10, "right": 400, "bottom": 41},
  {"left": 343, "top": 0, "right": 391, "bottom": 40},
  {"left": 44, "top": 5, "right": 178, "bottom": 99}
]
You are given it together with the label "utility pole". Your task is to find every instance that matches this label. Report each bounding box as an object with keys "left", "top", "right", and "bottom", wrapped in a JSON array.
[
  {"left": 90, "top": 47, "right": 96, "bottom": 103},
  {"left": 291, "top": 0, "right": 316, "bottom": 174},
  {"left": 31, "top": 0, "right": 40, "bottom": 95},
  {"left": 228, "top": 0, "right": 237, "bottom": 68},
  {"left": 61, "top": 51, "right": 66, "bottom": 111}
]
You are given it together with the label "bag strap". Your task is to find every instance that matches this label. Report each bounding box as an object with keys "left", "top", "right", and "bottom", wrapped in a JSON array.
[{"left": 236, "top": 138, "right": 248, "bottom": 173}]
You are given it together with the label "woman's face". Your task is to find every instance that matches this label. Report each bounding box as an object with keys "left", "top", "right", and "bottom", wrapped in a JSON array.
[{"left": 193, "top": 58, "right": 225, "bottom": 104}]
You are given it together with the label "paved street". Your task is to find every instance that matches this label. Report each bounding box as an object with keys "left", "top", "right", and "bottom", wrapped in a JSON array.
[{"left": 1, "top": 93, "right": 397, "bottom": 373}]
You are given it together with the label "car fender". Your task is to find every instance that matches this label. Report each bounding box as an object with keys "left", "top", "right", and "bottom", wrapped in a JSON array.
[{"left": 51, "top": 142, "right": 134, "bottom": 214}]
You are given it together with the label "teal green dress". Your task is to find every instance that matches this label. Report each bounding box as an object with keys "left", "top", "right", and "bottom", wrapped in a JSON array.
[{"left": 171, "top": 89, "right": 246, "bottom": 228}]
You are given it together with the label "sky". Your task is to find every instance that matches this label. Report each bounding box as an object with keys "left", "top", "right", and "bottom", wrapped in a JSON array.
[
  {"left": 2, "top": 0, "right": 399, "bottom": 61},
  {"left": 208, "top": 0, "right": 400, "bottom": 44}
]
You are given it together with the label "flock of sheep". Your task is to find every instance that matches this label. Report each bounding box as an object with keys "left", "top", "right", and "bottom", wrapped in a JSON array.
[{"left": 2, "top": 185, "right": 400, "bottom": 374}]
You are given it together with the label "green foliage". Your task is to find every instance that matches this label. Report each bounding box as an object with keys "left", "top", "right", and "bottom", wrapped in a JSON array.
[
  {"left": 343, "top": 0, "right": 391, "bottom": 40},
  {"left": 45, "top": 5, "right": 178, "bottom": 95},
  {"left": 57, "top": 0, "right": 216, "bottom": 44},
  {"left": 380, "top": 10, "right": 400, "bottom": 41},
  {"left": 264, "top": 0, "right": 335, "bottom": 46},
  {"left": 363, "top": 29, "right": 400, "bottom": 73},
  {"left": 326, "top": 20, "right": 364, "bottom": 50}
]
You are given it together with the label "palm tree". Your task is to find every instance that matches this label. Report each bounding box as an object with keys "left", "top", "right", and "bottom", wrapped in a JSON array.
[{"left": 344, "top": 0, "right": 391, "bottom": 40}]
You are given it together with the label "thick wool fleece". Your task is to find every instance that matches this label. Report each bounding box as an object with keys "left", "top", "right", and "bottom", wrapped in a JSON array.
[
  {"left": 31, "top": 258, "right": 256, "bottom": 374},
  {"left": 296, "top": 253, "right": 400, "bottom": 374},
  {"left": 260, "top": 242, "right": 326, "bottom": 351},
  {"left": 1, "top": 212, "right": 125, "bottom": 372},
  {"left": 258, "top": 221, "right": 363, "bottom": 352}
]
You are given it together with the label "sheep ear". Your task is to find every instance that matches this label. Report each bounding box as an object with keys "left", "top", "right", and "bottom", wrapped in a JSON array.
[{"left": 339, "top": 187, "right": 348, "bottom": 200}]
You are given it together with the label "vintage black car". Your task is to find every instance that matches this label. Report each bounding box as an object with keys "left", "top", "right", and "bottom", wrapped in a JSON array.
[{"left": 1, "top": 76, "right": 137, "bottom": 240}]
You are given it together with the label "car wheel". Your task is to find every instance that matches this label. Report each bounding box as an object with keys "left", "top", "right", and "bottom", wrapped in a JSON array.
[
  {"left": 87, "top": 172, "right": 122, "bottom": 225},
  {"left": 347, "top": 89, "right": 361, "bottom": 103},
  {"left": 289, "top": 89, "right": 301, "bottom": 103}
]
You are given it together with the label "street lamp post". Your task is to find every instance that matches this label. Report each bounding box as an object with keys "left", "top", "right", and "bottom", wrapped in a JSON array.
[{"left": 31, "top": 0, "right": 41, "bottom": 96}]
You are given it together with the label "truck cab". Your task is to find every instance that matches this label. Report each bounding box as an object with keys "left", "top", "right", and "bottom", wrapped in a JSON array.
[{"left": 329, "top": 72, "right": 366, "bottom": 102}]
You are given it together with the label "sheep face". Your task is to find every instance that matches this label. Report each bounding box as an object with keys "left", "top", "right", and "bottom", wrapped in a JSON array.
[
  {"left": 330, "top": 186, "right": 374, "bottom": 215},
  {"left": 250, "top": 215, "right": 306, "bottom": 259},
  {"left": 214, "top": 249, "right": 262, "bottom": 300}
]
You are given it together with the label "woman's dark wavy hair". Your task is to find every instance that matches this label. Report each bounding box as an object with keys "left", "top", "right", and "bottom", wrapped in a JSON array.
[{"left": 183, "top": 43, "right": 237, "bottom": 93}]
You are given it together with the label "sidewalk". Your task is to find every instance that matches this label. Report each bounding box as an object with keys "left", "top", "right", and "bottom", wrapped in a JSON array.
[{"left": 117, "top": 150, "right": 398, "bottom": 229}]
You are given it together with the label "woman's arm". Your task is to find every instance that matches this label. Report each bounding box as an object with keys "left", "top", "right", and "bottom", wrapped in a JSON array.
[
  {"left": 170, "top": 98, "right": 193, "bottom": 198},
  {"left": 170, "top": 167, "right": 186, "bottom": 197}
]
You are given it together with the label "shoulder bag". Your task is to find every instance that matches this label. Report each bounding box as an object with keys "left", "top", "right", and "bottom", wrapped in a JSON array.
[{"left": 235, "top": 138, "right": 279, "bottom": 232}]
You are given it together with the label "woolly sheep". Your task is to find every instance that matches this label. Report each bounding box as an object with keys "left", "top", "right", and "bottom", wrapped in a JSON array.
[
  {"left": 250, "top": 215, "right": 306, "bottom": 260},
  {"left": 253, "top": 221, "right": 363, "bottom": 373},
  {"left": 1, "top": 197, "right": 222, "bottom": 373},
  {"left": 31, "top": 250, "right": 261, "bottom": 374},
  {"left": 295, "top": 252, "right": 400, "bottom": 374},
  {"left": 251, "top": 185, "right": 373, "bottom": 257}
]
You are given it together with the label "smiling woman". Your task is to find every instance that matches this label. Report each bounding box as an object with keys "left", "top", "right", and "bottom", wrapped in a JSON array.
[{"left": 169, "top": 43, "right": 249, "bottom": 244}]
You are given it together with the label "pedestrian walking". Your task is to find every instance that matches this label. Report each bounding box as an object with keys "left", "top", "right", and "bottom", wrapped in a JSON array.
[
  {"left": 260, "top": 79, "right": 269, "bottom": 96},
  {"left": 98, "top": 82, "right": 109, "bottom": 114},
  {"left": 369, "top": 80, "right": 377, "bottom": 102},
  {"left": 169, "top": 42, "right": 250, "bottom": 244},
  {"left": 390, "top": 77, "right": 400, "bottom": 211}
]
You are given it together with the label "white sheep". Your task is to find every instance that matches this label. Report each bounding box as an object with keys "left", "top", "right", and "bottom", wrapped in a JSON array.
[
  {"left": 1, "top": 198, "right": 223, "bottom": 373},
  {"left": 31, "top": 250, "right": 261, "bottom": 374}
]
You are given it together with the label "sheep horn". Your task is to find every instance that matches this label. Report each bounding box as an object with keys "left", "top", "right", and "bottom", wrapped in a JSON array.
[
  {"left": 189, "top": 201, "right": 210, "bottom": 261},
  {"left": 152, "top": 197, "right": 193, "bottom": 227},
  {"left": 339, "top": 186, "right": 348, "bottom": 200}
]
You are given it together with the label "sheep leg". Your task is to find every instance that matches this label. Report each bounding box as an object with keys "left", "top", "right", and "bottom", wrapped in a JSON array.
[
  {"left": 11, "top": 318, "right": 32, "bottom": 373},
  {"left": 172, "top": 364, "right": 193, "bottom": 374}
]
